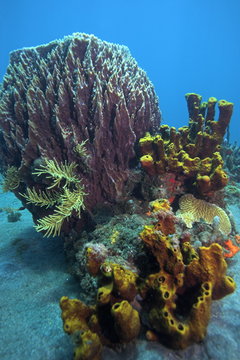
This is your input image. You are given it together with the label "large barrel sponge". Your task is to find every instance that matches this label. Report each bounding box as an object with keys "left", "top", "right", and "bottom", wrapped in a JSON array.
[{"left": 0, "top": 33, "right": 160, "bottom": 229}]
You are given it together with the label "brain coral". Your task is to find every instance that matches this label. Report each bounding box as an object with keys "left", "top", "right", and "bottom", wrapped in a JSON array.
[
  {"left": 0, "top": 33, "right": 160, "bottom": 231},
  {"left": 177, "top": 194, "right": 231, "bottom": 235}
]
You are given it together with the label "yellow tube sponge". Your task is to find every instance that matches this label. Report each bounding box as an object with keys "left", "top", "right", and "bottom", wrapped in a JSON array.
[
  {"left": 111, "top": 300, "right": 141, "bottom": 342},
  {"left": 139, "top": 132, "right": 155, "bottom": 155},
  {"left": 60, "top": 296, "right": 94, "bottom": 334},
  {"left": 138, "top": 94, "right": 232, "bottom": 196},
  {"left": 97, "top": 284, "right": 113, "bottom": 305},
  {"left": 96, "top": 263, "right": 138, "bottom": 305},
  {"left": 140, "top": 154, "right": 156, "bottom": 175},
  {"left": 72, "top": 330, "right": 102, "bottom": 360},
  {"left": 140, "top": 224, "right": 235, "bottom": 349},
  {"left": 148, "top": 281, "right": 212, "bottom": 349},
  {"left": 177, "top": 194, "right": 231, "bottom": 235},
  {"left": 112, "top": 264, "right": 138, "bottom": 301},
  {"left": 185, "top": 243, "right": 236, "bottom": 300},
  {"left": 195, "top": 174, "right": 212, "bottom": 194}
]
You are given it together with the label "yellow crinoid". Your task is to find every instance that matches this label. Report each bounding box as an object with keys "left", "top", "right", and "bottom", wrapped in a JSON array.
[
  {"left": 2, "top": 166, "right": 21, "bottom": 192},
  {"left": 22, "top": 158, "right": 87, "bottom": 237},
  {"left": 34, "top": 184, "right": 86, "bottom": 237},
  {"left": 33, "top": 158, "right": 80, "bottom": 189}
]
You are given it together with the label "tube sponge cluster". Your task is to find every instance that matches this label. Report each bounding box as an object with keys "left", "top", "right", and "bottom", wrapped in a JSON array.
[
  {"left": 139, "top": 93, "right": 233, "bottom": 196},
  {"left": 60, "top": 263, "right": 141, "bottom": 360},
  {"left": 139, "top": 215, "right": 235, "bottom": 349}
]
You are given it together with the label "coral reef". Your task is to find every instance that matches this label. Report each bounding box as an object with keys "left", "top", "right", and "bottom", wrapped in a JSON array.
[
  {"left": 1, "top": 32, "right": 237, "bottom": 357},
  {"left": 139, "top": 171, "right": 185, "bottom": 206},
  {"left": 139, "top": 93, "right": 233, "bottom": 196},
  {"left": 177, "top": 193, "right": 231, "bottom": 235},
  {"left": 0, "top": 33, "right": 160, "bottom": 234},
  {"left": 147, "top": 198, "right": 177, "bottom": 235},
  {"left": 174, "top": 205, "right": 239, "bottom": 254}
]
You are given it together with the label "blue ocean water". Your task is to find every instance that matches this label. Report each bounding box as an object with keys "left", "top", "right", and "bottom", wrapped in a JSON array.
[
  {"left": 0, "top": 1, "right": 240, "bottom": 360},
  {"left": 0, "top": 0, "right": 240, "bottom": 142}
]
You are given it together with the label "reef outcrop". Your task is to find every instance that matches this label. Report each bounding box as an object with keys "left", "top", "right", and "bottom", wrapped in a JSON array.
[{"left": 60, "top": 199, "right": 236, "bottom": 357}]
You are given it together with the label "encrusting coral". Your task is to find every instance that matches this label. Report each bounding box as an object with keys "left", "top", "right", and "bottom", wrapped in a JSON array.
[
  {"left": 139, "top": 93, "right": 233, "bottom": 196},
  {"left": 177, "top": 193, "right": 231, "bottom": 235}
]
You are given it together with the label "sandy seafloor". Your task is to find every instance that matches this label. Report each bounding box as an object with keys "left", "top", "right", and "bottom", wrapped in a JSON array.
[{"left": 0, "top": 187, "right": 240, "bottom": 360}]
